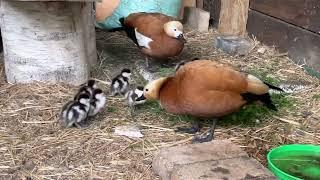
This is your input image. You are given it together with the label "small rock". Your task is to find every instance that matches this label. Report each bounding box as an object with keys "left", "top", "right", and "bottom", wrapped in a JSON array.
[
  {"left": 214, "top": 35, "right": 253, "bottom": 56},
  {"left": 114, "top": 124, "right": 143, "bottom": 138}
]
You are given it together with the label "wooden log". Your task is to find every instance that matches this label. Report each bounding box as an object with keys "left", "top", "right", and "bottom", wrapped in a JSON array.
[
  {"left": 196, "top": 0, "right": 203, "bottom": 9},
  {"left": 0, "top": 1, "right": 97, "bottom": 85},
  {"left": 183, "top": 7, "right": 210, "bottom": 32},
  {"left": 203, "top": 0, "right": 221, "bottom": 27},
  {"left": 218, "top": 0, "right": 249, "bottom": 37},
  {"left": 179, "top": 0, "right": 196, "bottom": 19},
  {"left": 81, "top": 2, "right": 97, "bottom": 66}
]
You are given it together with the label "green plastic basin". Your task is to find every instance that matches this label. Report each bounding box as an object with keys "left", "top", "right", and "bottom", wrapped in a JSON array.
[{"left": 267, "top": 144, "right": 320, "bottom": 180}]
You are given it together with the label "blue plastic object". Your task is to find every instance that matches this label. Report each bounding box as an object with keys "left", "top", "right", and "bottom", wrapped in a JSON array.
[{"left": 95, "top": 0, "right": 182, "bottom": 30}]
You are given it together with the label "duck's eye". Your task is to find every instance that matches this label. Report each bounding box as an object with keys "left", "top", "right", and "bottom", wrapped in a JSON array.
[
  {"left": 145, "top": 88, "right": 149, "bottom": 92},
  {"left": 174, "top": 29, "right": 177, "bottom": 31}
]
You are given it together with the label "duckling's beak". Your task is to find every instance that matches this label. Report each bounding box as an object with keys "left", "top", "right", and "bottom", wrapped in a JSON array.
[
  {"left": 177, "top": 34, "right": 186, "bottom": 43},
  {"left": 136, "top": 94, "right": 146, "bottom": 101}
]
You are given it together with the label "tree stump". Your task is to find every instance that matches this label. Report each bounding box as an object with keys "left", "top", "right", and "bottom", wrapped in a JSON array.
[
  {"left": 218, "top": 0, "right": 249, "bottom": 37},
  {"left": 0, "top": 0, "right": 97, "bottom": 85}
]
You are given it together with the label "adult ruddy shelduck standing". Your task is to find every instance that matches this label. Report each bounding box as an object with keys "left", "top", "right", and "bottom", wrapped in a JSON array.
[
  {"left": 142, "top": 60, "right": 283, "bottom": 143},
  {"left": 118, "top": 12, "right": 186, "bottom": 68}
]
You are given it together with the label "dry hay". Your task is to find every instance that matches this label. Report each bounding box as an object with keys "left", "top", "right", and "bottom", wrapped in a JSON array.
[{"left": 0, "top": 27, "right": 319, "bottom": 179}]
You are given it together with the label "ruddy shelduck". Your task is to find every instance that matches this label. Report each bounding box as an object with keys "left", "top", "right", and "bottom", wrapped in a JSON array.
[
  {"left": 118, "top": 12, "right": 186, "bottom": 68},
  {"left": 143, "top": 60, "right": 283, "bottom": 143}
]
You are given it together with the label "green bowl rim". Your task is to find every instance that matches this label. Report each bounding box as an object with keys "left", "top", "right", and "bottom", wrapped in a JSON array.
[{"left": 267, "top": 144, "right": 320, "bottom": 180}]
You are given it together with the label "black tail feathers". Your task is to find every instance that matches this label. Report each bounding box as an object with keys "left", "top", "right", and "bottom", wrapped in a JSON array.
[
  {"left": 264, "top": 82, "right": 284, "bottom": 92},
  {"left": 241, "top": 93, "right": 277, "bottom": 111},
  {"left": 119, "top": 17, "right": 125, "bottom": 26},
  {"left": 108, "top": 17, "right": 126, "bottom": 32}
]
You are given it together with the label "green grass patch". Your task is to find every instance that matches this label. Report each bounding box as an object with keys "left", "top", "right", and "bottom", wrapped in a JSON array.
[
  {"left": 137, "top": 100, "right": 195, "bottom": 125},
  {"left": 248, "top": 68, "right": 281, "bottom": 86},
  {"left": 219, "top": 93, "right": 295, "bottom": 126},
  {"left": 312, "top": 94, "right": 320, "bottom": 100},
  {"left": 107, "top": 106, "right": 117, "bottom": 113},
  {"left": 139, "top": 93, "right": 295, "bottom": 128},
  {"left": 158, "top": 67, "right": 175, "bottom": 77}
]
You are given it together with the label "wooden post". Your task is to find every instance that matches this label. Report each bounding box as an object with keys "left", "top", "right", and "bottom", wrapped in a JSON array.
[
  {"left": 218, "top": 0, "right": 249, "bottom": 37},
  {"left": 179, "top": 0, "right": 196, "bottom": 19},
  {"left": 81, "top": 2, "right": 97, "bottom": 66},
  {"left": 196, "top": 0, "right": 203, "bottom": 9},
  {"left": 0, "top": 0, "right": 96, "bottom": 85}
]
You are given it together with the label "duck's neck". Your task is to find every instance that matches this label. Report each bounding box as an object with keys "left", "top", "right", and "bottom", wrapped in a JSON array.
[{"left": 159, "top": 78, "right": 181, "bottom": 114}]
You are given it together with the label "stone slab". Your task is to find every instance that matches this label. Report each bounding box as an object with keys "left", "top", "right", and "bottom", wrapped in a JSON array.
[
  {"left": 152, "top": 140, "right": 276, "bottom": 180},
  {"left": 171, "top": 156, "right": 276, "bottom": 180},
  {"left": 214, "top": 36, "right": 253, "bottom": 56}
]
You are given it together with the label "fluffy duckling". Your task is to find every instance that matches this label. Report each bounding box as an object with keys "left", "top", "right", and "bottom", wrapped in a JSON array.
[
  {"left": 110, "top": 68, "right": 132, "bottom": 96},
  {"left": 125, "top": 86, "right": 147, "bottom": 118},
  {"left": 143, "top": 60, "right": 284, "bottom": 143},
  {"left": 60, "top": 93, "right": 91, "bottom": 128},
  {"left": 125, "top": 86, "right": 147, "bottom": 107},
  {"left": 88, "top": 89, "right": 107, "bottom": 117},
  {"left": 75, "top": 79, "right": 97, "bottom": 100},
  {"left": 119, "top": 12, "right": 186, "bottom": 68}
]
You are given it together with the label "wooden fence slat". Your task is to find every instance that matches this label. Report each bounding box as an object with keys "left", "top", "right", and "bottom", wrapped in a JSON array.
[
  {"left": 250, "top": 0, "right": 320, "bottom": 34},
  {"left": 247, "top": 9, "right": 320, "bottom": 72}
]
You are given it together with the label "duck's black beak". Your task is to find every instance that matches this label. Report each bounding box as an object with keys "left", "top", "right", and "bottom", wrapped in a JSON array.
[
  {"left": 136, "top": 94, "right": 146, "bottom": 101},
  {"left": 177, "top": 34, "right": 187, "bottom": 43}
]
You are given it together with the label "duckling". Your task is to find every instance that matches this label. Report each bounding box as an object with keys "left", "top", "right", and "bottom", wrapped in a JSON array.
[
  {"left": 125, "top": 86, "right": 146, "bottom": 107},
  {"left": 142, "top": 60, "right": 284, "bottom": 143},
  {"left": 110, "top": 68, "right": 132, "bottom": 96},
  {"left": 117, "top": 12, "right": 186, "bottom": 68},
  {"left": 60, "top": 93, "right": 91, "bottom": 128},
  {"left": 88, "top": 88, "right": 107, "bottom": 117},
  {"left": 74, "top": 79, "right": 98, "bottom": 100},
  {"left": 125, "top": 86, "right": 147, "bottom": 118}
]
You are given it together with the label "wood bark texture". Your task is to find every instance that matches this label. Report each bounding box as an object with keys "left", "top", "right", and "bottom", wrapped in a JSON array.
[
  {"left": 203, "top": 0, "right": 221, "bottom": 27},
  {"left": 80, "top": 2, "right": 97, "bottom": 66},
  {"left": 0, "top": 1, "right": 96, "bottom": 85},
  {"left": 218, "top": 0, "right": 249, "bottom": 37}
]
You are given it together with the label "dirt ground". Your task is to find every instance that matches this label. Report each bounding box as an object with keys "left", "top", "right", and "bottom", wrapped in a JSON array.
[{"left": 0, "top": 28, "right": 319, "bottom": 180}]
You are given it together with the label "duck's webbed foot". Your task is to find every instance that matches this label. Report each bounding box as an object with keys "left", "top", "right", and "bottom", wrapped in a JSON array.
[
  {"left": 175, "top": 120, "right": 201, "bottom": 134},
  {"left": 192, "top": 118, "right": 218, "bottom": 143}
]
